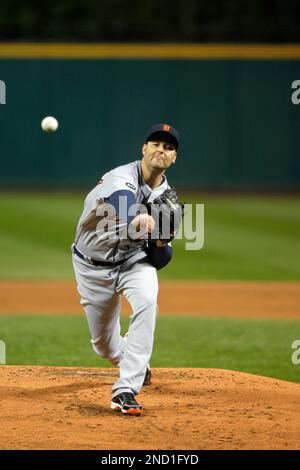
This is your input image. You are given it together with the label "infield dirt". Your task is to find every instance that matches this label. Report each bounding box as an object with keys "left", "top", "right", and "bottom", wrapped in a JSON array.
[
  {"left": 0, "top": 366, "right": 299, "bottom": 450},
  {"left": 0, "top": 280, "right": 300, "bottom": 319},
  {"left": 1, "top": 280, "right": 300, "bottom": 450}
]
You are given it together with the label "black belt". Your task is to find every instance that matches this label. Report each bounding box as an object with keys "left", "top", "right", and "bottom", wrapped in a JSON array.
[{"left": 72, "top": 244, "right": 125, "bottom": 268}]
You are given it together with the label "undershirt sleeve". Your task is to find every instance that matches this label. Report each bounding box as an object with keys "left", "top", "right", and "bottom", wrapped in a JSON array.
[
  {"left": 104, "top": 189, "right": 137, "bottom": 224},
  {"left": 145, "top": 242, "right": 173, "bottom": 270}
]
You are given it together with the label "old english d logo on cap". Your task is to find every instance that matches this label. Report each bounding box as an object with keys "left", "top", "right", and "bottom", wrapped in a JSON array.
[{"left": 146, "top": 123, "right": 180, "bottom": 148}]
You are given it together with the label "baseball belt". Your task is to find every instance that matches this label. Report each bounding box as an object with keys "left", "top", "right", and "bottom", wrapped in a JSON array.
[{"left": 72, "top": 243, "right": 125, "bottom": 268}]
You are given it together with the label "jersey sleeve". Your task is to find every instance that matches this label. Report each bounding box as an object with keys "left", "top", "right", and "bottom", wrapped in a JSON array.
[
  {"left": 94, "top": 170, "right": 139, "bottom": 226},
  {"left": 96, "top": 171, "right": 137, "bottom": 201},
  {"left": 104, "top": 189, "right": 137, "bottom": 224}
]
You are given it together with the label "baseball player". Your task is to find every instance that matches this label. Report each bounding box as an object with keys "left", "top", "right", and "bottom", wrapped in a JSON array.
[{"left": 72, "top": 123, "right": 183, "bottom": 415}]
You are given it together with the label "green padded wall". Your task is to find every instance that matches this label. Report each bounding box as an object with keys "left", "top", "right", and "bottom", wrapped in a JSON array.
[{"left": 1, "top": 58, "right": 299, "bottom": 189}]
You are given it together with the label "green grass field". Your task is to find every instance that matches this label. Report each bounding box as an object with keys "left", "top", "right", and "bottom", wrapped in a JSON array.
[
  {"left": 0, "top": 192, "right": 299, "bottom": 280},
  {"left": 0, "top": 314, "right": 300, "bottom": 383},
  {"left": 0, "top": 192, "right": 300, "bottom": 384}
]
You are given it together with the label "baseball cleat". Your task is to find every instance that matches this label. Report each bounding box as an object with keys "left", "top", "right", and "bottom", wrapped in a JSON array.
[
  {"left": 143, "top": 364, "right": 152, "bottom": 386},
  {"left": 111, "top": 392, "right": 144, "bottom": 415}
]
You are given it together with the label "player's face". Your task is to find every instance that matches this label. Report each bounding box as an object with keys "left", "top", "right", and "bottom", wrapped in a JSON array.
[{"left": 142, "top": 140, "right": 177, "bottom": 171}]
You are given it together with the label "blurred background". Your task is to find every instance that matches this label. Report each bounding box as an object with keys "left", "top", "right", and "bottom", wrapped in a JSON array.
[
  {"left": 0, "top": 0, "right": 300, "bottom": 381},
  {"left": 1, "top": 0, "right": 300, "bottom": 189},
  {"left": 1, "top": 0, "right": 300, "bottom": 277}
]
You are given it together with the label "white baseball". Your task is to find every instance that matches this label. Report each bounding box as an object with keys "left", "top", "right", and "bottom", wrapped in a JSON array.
[{"left": 41, "top": 116, "right": 59, "bottom": 133}]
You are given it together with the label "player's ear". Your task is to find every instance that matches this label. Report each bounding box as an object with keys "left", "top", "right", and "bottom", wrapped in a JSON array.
[
  {"left": 172, "top": 153, "right": 177, "bottom": 164},
  {"left": 142, "top": 143, "right": 147, "bottom": 156}
]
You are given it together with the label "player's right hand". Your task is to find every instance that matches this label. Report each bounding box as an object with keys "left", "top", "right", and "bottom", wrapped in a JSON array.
[{"left": 129, "top": 214, "right": 155, "bottom": 240}]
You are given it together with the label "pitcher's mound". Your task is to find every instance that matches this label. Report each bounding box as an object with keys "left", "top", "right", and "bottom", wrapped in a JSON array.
[{"left": 0, "top": 366, "right": 299, "bottom": 450}]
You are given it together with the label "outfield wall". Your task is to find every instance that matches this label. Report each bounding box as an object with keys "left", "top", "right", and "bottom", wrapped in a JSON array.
[{"left": 1, "top": 44, "right": 300, "bottom": 189}]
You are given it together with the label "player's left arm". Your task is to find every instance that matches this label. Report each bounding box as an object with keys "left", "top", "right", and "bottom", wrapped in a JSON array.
[{"left": 143, "top": 187, "right": 184, "bottom": 270}]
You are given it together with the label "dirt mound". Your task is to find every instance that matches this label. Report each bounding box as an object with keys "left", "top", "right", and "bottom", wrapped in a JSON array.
[{"left": 0, "top": 366, "right": 299, "bottom": 450}]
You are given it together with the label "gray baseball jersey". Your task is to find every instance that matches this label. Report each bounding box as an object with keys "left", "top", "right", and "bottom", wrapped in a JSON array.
[
  {"left": 74, "top": 160, "right": 169, "bottom": 265},
  {"left": 72, "top": 159, "right": 170, "bottom": 400}
]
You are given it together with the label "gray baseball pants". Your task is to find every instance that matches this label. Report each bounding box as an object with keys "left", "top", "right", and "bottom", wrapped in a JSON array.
[{"left": 72, "top": 254, "right": 158, "bottom": 398}]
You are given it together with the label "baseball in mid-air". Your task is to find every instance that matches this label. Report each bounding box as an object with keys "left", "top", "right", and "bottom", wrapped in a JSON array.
[{"left": 41, "top": 116, "right": 59, "bottom": 133}]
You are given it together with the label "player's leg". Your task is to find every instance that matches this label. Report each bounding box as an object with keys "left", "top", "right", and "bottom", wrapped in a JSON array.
[
  {"left": 112, "top": 261, "right": 158, "bottom": 397},
  {"left": 84, "top": 300, "right": 123, "bottom": 366},
  {"left": 72, "top": 255, "right": 125, "bottom": 366},
  {"left": 123, "top": 331, "right": 152, "bottom": 385}
]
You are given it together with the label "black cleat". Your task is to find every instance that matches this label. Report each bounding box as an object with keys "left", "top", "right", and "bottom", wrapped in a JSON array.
[{"left": 111, "top": 392, "right": 144, "bottom": 415}]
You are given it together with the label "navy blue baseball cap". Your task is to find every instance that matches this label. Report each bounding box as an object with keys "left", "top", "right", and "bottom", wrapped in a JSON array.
[{"left": 146, "top": 123, "right": 179, "bottom": 149}]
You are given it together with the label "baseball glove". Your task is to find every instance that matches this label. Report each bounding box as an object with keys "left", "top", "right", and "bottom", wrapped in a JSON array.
[{"left": 147, "top": 187, "right": 184, "bottom": 245}]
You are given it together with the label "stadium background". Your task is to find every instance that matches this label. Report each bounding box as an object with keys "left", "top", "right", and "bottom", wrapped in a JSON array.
[
  {"left": 0, "top": 0, "right": 300, "bottom": 449},
  {"left": 1, "top": 45, "right": 300, "bottom": 189}
]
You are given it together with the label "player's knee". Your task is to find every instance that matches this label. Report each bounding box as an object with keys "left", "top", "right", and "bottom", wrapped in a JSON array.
[
  {"left": 127, "top": 291, "right": 157, "bottom": 327},
  {"left": 137, "top": 291, "right": 158, "bottom": 312},
  {"left": 91, "top": 337, "right": 119, "bottom": 366}
]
